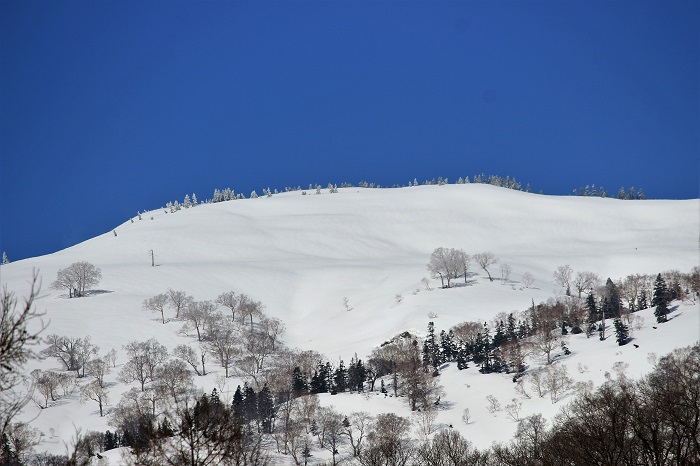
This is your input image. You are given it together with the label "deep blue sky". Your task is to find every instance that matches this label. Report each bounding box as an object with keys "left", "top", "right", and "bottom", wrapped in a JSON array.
[{"left": 1, "top": 1, "right": 698, "bottom": 262}]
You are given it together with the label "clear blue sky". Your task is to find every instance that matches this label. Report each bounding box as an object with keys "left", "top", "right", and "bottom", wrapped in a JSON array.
[{"left": 1, "top": 0, "right": 698, "bottom": 261}]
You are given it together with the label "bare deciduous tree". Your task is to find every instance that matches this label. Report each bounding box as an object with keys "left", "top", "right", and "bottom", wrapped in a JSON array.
[
  {"left": 500, "top": 263, "right": 512, "bottom": 285},
  {"left": 474, "top": 252, "right": 498, "bottom": 282},
  {"left": 427, "top": 247, "right": 466, "bottom": 288},
  {"left": 486, "top": 394, "right": 501, "bottom": 413},
  {"left": 573, "top": 271, "right": 600, "bottom": 298},
  {"left": 207, "top": 319, "right": 239, "bottom": 378},
  {"left": 529, "top": 370, "right": 546, "bottom": 398},
  {"left": 41, "top": 335, "right": 76, "bottom": 373},
  {"left": 75, "top": 336, "right": 99, "bottom": 378},
  {"left": 343, "top": 411, "right": 372, "bottom": 458},
  {"left": 505, "top": 398, "right": 523, "bottom": 421},
  {"left": 215, "top": 290, "right": 239, "bottom": 321},
  {"left": 181, "top": 300, "right": 217, "bottom": 341},
  {"left": 533, "top": 327, "right": 564, "bottom": 365},
  {"left": 80, "top": 380, "right": 109, "bottom": 416},
  {"left": 416, "top": 429, "right": 486, "bottom": 466},
  {"left": 521, "top": 271, "right": 535, "bottom": 288},
  {"left": 167, "top": 289, "right": 193, "bottom": 320},
  {"left": 173, "top": 344, "right": 207, "bottom": 376},
  {"left": 461, "top": 408, "right": 471, "bottom": 425},
  {"left": 315, "top": 406, "right": 345, "bottom": 465},
  {"left": 50, "top": 262, "right": 101, "bottom": 298},
  {"left": 1, "top": 272, "right": 45, "bottom": 435},
  {"left": 143, "top": 293, "right": 169, "bottom": 324},
  {"left": 238, "top": 294, "right": 264, "bottom": 331},
  {"left": 361, "top": 413, "right": 414, "bottom": 466},
  {"left": 31, "top": 370, "right": 61, "bottom": 408},
  {"left": 553, "top": 265, "right": 573, "bottom": 294},
  {"left": 620, "top": 274, "right": 643, "bottom": 312},
  {"left": 119, "top": 339, "right": 168, "bottom": 391},
  {"left": 86, "top": 357, "right": 109, "bottom": 388},
  {"left": 544, "top": 364, "right": 573, "bottom": 403},
  {"left": 450, "top": 321, "right": 482, "bottom": 348},
  {"left": 154, "top": 359, "right": 193, "bottom": 405}
]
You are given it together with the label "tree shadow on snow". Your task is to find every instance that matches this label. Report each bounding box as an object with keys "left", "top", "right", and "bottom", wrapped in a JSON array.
[
  {"left": 85, "top": 289, "right": 114, "bottom": 296},
  {"left": 451, "top": 280, "right": 478, "bottom": 288}
]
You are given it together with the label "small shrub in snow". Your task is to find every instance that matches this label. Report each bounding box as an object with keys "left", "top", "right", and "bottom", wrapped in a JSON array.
[
  {"left": 505, "top": 398, "right": 523, "bottom": 421},
  {"left": 461, "top": 408, "right": 472, "bottom": 425},
  {"left": 486, "top": 395, "right": 501, "bottom": 413}
]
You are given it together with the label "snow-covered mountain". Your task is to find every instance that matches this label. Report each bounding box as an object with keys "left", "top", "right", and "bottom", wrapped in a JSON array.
[{"left": 2, "top": 184, "right": 698, "bottom": 462}]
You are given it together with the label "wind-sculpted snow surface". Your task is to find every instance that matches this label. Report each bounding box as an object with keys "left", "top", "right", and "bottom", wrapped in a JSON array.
[{"left": 1, "top": 184, "right": 698, "bottom": 460}]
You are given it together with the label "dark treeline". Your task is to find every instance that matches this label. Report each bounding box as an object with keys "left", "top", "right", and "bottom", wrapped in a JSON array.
[{"left": 6, "top": 343, "right": 697, "bottom": 466}]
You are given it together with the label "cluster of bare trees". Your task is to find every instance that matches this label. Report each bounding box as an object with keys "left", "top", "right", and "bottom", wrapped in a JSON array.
[
  {"left": 427, "top": 247, "right": 470, "bottom": 288},
  {"left": 38, "top": 334, "right": 117, "bottom": 417},
  {"left": 427, "top": 248, "right": 532, "bottom": 289},
  {"left": 50, "top": 261, "right": 102, "bottom": 298},
  {"left": 493, "top": 343, "right": 700, "bottom": 465}
]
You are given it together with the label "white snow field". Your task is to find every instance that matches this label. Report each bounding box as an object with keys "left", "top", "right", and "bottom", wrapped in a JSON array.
[{"left": 2, "top": 184, "right": 698, "bottom": 462}]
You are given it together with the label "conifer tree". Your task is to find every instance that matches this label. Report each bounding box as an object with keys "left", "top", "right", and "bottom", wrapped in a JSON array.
[
  {"left": 638, "top": 289, "right": 648, "bottom": 310},
  {"left": 492, "top": 320, "right": 507, "bottom": 347},
  {"left": 333, "top": 360, "right": 347, "bottom": 393},
  {"left": 311, "top": 361, "right": 329, "bottom": 393},
  {"left": 614, "top": 319, "right": 628, "bottom": 346},
  {"left": 1, "top": 252, "right": 8, "bottom": 265},
  {"left": 605, "top": 278, "right": 622, "bottom": 318},
  {"left": 654, "top": 300, "right": 669, "bottom": 323},
  {"left": 242, "top": 385, "right": 257, "bottom": 423},
  {"left": 652, "top": 274, "right": 669, "bottom": 307},
  {"left": 586, "top": 292, "right": 597, "bottom": 321},
  {"left": 258, "top": 384, "right": 275, "bottom": 433},
  {"left": 440, "top": 330, "right": 456, "bottom": 362},
  {"left": 231, "top": 385, "right": 244, "bottom": 419},
  {"left": 292, "top": 367, "right": 308, "bottom": 397}
]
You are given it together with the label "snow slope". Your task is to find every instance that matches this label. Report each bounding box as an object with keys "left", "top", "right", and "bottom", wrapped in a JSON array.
[{"left": 2, "top": 184, "right": 698, "bottom": 459}]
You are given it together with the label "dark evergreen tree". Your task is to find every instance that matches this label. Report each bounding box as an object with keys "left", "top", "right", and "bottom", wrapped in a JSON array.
[
  {"left": 423, "top": 321, "right": 440, "bottom": 370},
  {"left": 614, "top": 319, "right": 629, "bottom": 346},
  {"left": 654, "top": 300, "right": 669, "bottom": 323},
  {"left": 586, "top": 292, "right": 598, "bottom": 321},
  {"left": 422, "top": 339, "right": 431, "bottom": 369},
  {"left": 158, "top": 418, "right": 175, "bottom": 437},
  {"left": 652, "top": 274, "right": 669, "bottom": 307},
  {"left": 1, "top": 433, "right": 20, "bottom": 466},
  {"left": 232, "top": 385, "right": 244, "bottom": 419},
  {"left": 104, "top": 430, "right": 118, "bottom": 451},
  {"left": 492, "top": 320, "right": 507, "bottom": 347},
  {"left": 347, "top": 356, "right": 366, "bottom": 392},
  {"left": 517, "top": 318, "right": 530, "bottom": 339},
  {"left": 311, "top": 361, "right": 329, "bottom": 393},
  {"left": 258, "top": 384, "right": 275, "bottom": 433},
  {"left": 333, "top": 359, "right": 347, "bottom": 393},
  {"left": 507, "top": 313, "right": 517, "bottom": 340},
  {"left": 292, "top": 366, "right": 308, "bottom": 397},
  {"left": 456, "top": 345, "right": 469, "bottom": 370},
  {"left": 439, "top": 329, "right": 457, "bottom": 362},
  {"left": 242, "top": 384, "right": 258, "bottom": 423},
  {"left": 605, "top": 278, "right": 622, "bottom": 318},
  {"left": 210, "top": 388, "right": 221, "bottom": 407},
  {"left": 638, "top": 289, "right": 648, "bottom": 310}
]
